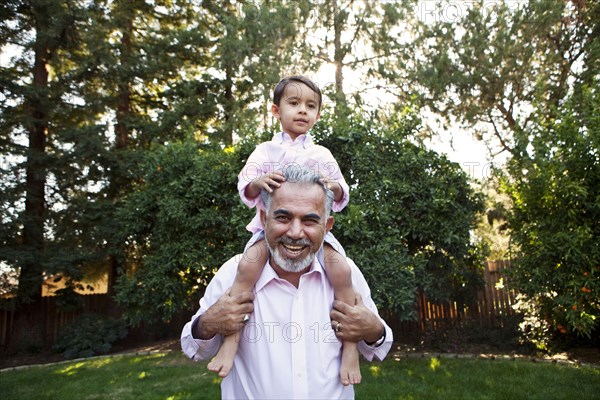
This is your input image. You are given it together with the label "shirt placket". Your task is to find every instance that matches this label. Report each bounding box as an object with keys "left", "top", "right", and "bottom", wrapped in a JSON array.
[{"left": 290, "top": 290, "right": 308, "bottom": 398}]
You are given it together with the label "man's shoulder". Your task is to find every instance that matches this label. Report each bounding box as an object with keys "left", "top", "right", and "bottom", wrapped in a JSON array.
[{"left": 213, "top": 255, "right": 243, "bottom": 279}]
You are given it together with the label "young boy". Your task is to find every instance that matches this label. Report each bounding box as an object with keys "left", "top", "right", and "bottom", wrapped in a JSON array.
[{"left": 208, "top": 76, "right": 360, "bottom": 386}]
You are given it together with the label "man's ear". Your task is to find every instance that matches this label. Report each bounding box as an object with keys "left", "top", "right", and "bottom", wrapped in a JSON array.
[
  {"left": 270, "top": 103, "right": 280, "bottom": 119},
  {"left": 260, "top": 209, "right": 267, "bottom": 227},
  {"left": 315, "top": 111, "right": 321, "bottom": 123},
  {"left": 325, "top": 216, "right": 334, "bottom": 233}
]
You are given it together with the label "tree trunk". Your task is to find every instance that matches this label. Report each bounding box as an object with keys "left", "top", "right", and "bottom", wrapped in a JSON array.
[
  {"left": 18, "top": 13, "right": 49, "bottom": 306},
  {"left": 13, "top": 6, "right": 52, "bottom": 349},
  {"left": 108, "top": 9, "right": 133, "bottom": 296},
  {"left": 333, "top": 0, "right": 348, "bottom": 114}
]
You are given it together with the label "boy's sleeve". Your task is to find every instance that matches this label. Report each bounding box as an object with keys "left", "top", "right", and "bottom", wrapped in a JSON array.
[
  {"left": 333, "top": 175, "right": 350, "bottom": 212},
  {"left": 238, "top": 145, "right": 267, "bottom": 209},
  {"left": 320, "top": 147, "right": 350, "bottom": 211}
]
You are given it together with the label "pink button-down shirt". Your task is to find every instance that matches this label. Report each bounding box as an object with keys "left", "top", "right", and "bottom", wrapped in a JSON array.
[
  {"left": 238, "top": 132, "right": 350, "bottom": 233},
  {"left": 181, "top": 255, "right": 392, "bottom": 399}
]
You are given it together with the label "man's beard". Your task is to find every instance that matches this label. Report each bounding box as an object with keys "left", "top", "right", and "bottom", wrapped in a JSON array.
[{"left": 268, "top": 236, "right": 316, "bottom": 273}]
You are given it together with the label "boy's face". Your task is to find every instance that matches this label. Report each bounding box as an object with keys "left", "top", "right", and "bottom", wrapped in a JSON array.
[{"left": 271, "top": 81, "right": 320, "bottom": 140}]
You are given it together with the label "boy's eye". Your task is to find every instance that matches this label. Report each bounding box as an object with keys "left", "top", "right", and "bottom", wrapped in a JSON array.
[{"left": 308, "top": 103, "right": 316, "bottom": 109}]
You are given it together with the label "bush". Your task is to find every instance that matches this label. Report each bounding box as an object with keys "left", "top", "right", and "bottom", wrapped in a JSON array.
[{"left": 53, "top": 313, "right": 127, "bottom": 359}]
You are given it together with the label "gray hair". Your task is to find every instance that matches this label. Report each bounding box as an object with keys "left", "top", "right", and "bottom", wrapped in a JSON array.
[{"left": 261, "top": 164, "right": 334, "bottom": 219}]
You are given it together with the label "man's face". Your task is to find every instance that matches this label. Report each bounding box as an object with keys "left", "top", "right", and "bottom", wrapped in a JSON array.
[
  {"left": 271, "top": 81, "right": 320, "bottom": 140},
  {"left": 260, "top": 181, "right": 333, "bottom": 273}
]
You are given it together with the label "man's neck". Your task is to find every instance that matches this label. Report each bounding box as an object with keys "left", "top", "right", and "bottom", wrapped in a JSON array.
[{"left": 269, "top": 260, "right": 310, "bottom": 288}]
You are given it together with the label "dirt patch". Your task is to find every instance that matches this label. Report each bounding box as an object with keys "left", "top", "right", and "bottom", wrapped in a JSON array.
[
  {"left": 0, "top": 338, "right": 181, "bottom": 370},
  {"left": 394, "top": 343, "right": 600, "bottom": 366},
  {"left": 2, "top": 339, "right": 598, "bottom": 370}
]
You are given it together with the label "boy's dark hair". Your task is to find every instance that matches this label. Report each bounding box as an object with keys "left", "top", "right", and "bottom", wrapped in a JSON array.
[{"left": 273, "top": 76, "right": 322, "bottom": 112}]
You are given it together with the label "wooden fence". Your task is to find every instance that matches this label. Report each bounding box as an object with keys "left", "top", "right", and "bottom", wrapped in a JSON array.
[
  {"left": 389, "top": 260, "right": 517, "bottom": 340},
  {"left": 422, "top": 260, "right": 515, "bottom": 329},
  {"left": 0, "top": 294, "right": 118, "bottom": 351},
  {"left": 1, "top": 261, "right": 516, "bottom": 352}
]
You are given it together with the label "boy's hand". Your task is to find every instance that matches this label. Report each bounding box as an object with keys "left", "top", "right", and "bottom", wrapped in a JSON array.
[
  {"left": 320, "top": 176, "right": 342, "bottom": 202},
  {"left": 251, "top": 171, "right": 286, "bottom": 193}
]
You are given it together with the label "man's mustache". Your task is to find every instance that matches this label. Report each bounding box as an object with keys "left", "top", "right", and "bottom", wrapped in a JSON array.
[{"left": 276, "top": 237, "right": 312, "bottom": 247}]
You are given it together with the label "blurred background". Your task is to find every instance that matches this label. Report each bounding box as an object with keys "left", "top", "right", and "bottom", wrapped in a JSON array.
[{"left": 1, "top": 0, "right": 598, "bottom": 361}]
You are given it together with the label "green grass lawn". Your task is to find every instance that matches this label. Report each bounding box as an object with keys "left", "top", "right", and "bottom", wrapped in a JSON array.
[{"left": 1, "top": 351, "right": 598, "bottom": 400}]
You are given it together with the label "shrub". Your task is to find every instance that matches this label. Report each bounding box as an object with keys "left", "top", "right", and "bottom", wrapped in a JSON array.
[{"left": 53, "top": 313, "right": 127, "bottom": 359}]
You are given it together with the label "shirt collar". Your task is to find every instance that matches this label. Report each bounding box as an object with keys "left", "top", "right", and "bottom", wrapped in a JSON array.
[
  {"left": 273, "top": 131, "right": 314, "bottom": 149},
  {"left": 255, "top": 257, "right": 325, "bottom": 293}
]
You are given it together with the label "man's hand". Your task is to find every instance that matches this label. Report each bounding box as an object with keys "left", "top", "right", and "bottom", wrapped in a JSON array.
[
  {"left": 193, "top": 288, "right": 255, "bottom": 340},
  {"left": 329, "top": 293, "right": 384, "bottom": 344}
]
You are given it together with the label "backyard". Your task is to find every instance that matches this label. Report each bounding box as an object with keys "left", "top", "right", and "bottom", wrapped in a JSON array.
[{"left": 2, "top": 340, "right": 599, "bottom": 400}]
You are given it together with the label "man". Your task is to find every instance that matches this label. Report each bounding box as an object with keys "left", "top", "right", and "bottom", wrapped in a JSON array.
[{"left": 181, "top": 165, "right": 392, "bottom": 399}]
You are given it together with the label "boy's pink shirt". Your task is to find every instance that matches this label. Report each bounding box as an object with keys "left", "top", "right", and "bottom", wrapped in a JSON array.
[{"left": 238, "top": 131, "right": 350, "bottom": 233}]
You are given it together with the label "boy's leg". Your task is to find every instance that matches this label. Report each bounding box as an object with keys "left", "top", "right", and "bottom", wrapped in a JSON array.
[
  {"left": 323, "top": 243, "right": 362, "bottom": 386},
  {"left": 207, "top": 240, "right": 268, "bottom": 378}
]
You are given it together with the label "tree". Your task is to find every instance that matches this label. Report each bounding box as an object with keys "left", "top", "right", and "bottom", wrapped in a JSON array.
[
  {"left": 113, "top": 111, "right": 485, "bottom": 325},
  {"left": 376, "top": 0, "right": 597, "bottom": 157},
  {"left": 199, "top": 0, "right": 311, "bottom": 142},
  {"left": 501, "top": 84, "right": 600, "bottom": 341},
  {"left": 298, "top": 1, "right": 405, "bottom": 115},
  {"left": 368, "top": 0, "right": 599, "bottom": 345},
  {"left": 0, "top": 0, "right": 85, "bottom": 306},
  {"left": 114, "top": 140, "right": 254, "bottom": 325}
]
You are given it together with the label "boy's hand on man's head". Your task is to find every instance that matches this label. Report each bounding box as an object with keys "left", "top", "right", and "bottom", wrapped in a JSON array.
[
  {"left": 253, "top": 171, "right": 286, "bottom": 193},
  {"left": 319, "top": 176, "right": 343, "bottom": 202},
  {"left": 246, "top": 171, "right": 286, "bottom": 199}
]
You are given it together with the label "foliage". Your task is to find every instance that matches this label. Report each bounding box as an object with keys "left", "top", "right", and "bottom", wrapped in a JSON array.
[
  {"left": 112, "top": 113, "right": 484, "bottom": 325},
  {"left": 114, "top": 140, "right": 255, "bottom": 325},
  {"left": 501, "top": 85, "right": 600, "bottom": 339},
  {"left": 377, "top": 0, "right": 598, "bottom": 155},
  {"left": 474, "top": 186, "right": 511, "bottom": 260},
  {"left": 313, "top": 112, "right": 486, "bottom": 319},
  {"left": 53, "top": 313, "right": 127, "bottom": 359},
  {"left": 2, "top": 0, "right": 596, "bottom": 353},
  {"left": 0, "top": 0, "right": 315, "bottom": 311}
]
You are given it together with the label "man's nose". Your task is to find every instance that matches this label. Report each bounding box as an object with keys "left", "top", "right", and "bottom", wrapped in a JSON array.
[
  {"left": 298, "top": 103, "right": 307, "bottom": 114},
  {"left": 287, "top": 219, "right": 304, "bottom": 238}
]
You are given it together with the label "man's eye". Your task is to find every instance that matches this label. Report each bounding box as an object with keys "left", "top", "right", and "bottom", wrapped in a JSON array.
[{"left": 308, "top": 104, "right": 316, "bottom": 109}]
